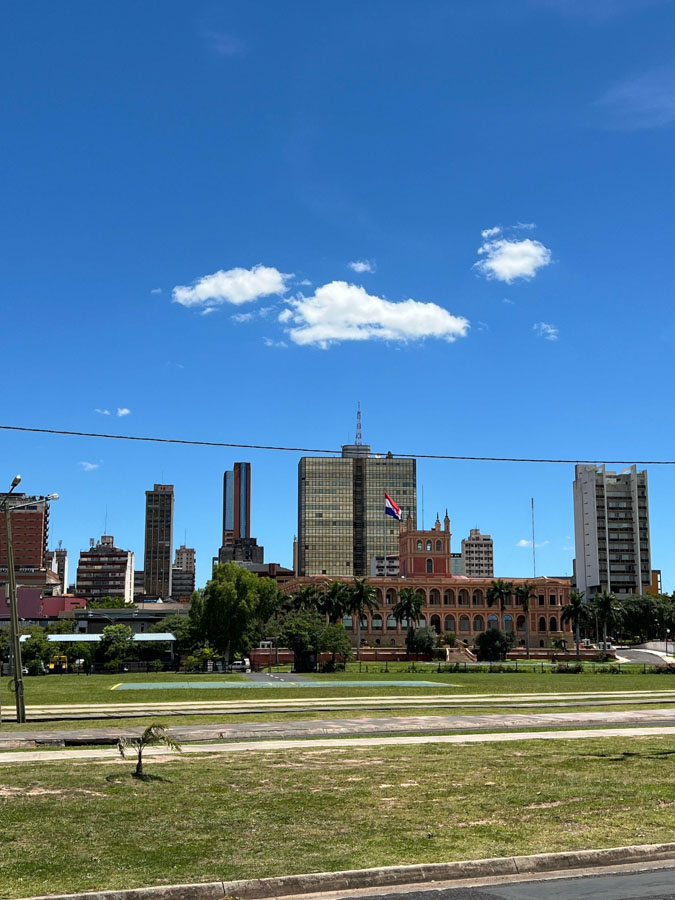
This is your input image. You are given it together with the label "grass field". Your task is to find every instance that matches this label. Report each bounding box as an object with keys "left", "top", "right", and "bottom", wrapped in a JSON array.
[{"left": 2, "top": 736, "right": 675, "bottom": 898}]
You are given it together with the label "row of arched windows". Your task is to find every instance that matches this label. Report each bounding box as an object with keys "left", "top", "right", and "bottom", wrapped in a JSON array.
[
  {"left": 342, "top": 613, "right": 560, "bottom": 634},
  {"left": 416, "top": 540, "right": 443, "bottom": 552}
]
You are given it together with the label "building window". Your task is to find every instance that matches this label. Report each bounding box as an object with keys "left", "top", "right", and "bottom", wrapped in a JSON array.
[
  {"left": 487, "top": 614, "right": 499, "bottom": 630},
  {"left": 426, "top": 540, "right": 432, "bottom": 551},
  {"left": 503, "top": 614, "right": 513, "bottom": 633},
  {"left": 426, "top": 558, "right": 433, "bottom": 574},
  {"left": 549, "top": 595, "right": 557, "bottom": 605},
  {"left": 516, "top": 615, "right": 526, "bottom": 632},
  {"left": 538, "top": 595, "right": 545, "bottom": 606},
  {"left": 430, "top": 614, "right": 441, "bottom": 634},
  {"left": 435, "top": 540, "right": 442, "bottom": 552},
  {"left": 416, "top": 540, "right": 423, "bottom": 551},
  {"left": 539, "top": 616, "right": 546, "bottom": 632},
  {"left": 445, "top": 615, "right": 456, "bottom": 632},
  {"left": 459, "top": 615, "right": 470, "bottom": 632},
  {"left": 444, "top": 589, "right": 455, "bottom": 606},
  {"left": 549, "top": 616, "right": 558, "bottom": 632},
  {"left": 343, "top": 614, "right": 353, "bottom": 630},
  {"left": 372, "top": 614, "right": 382, "bottom": 630},
  {"left": 430, "top": 589, "right": 440, "bottom": 605},
  {"left": 387, "top": 615, "right": 397, "bottom": 631},
  {"left": 473, "top": 615, "right": 485, "bottom": 632}
]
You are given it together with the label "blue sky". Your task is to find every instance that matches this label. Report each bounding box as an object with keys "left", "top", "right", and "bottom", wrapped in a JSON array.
[{"left": 2, "top": 0, "right": 675, "bottom": 590}]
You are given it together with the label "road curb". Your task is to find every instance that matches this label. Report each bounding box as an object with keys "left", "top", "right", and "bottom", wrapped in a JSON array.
[{"left": 19, "top": 842, "right": 675, "bottom": 900}]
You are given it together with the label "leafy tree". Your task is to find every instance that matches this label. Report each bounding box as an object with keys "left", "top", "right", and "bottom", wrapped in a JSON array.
[
  {"left": 392, "top": 587, "right": 423, "bottom": 654},
  {"left": 407, "top": 625, "right": 439, "bottom": 657},
  {"left": 88, "top": 596, "right": 135, "bottom": 609},
  {"left": 561, "top": 589, "right": 587, "bottom": 659},
  {"left": 348, "top": 578, "right": 378, "bottom": 660},
  {"left": 514, "top": 582, "right": 535, "bottom": 659},
  {"left": 487, "top": 579, "right": 513, "bottom": 631},
  {"left": 149, "top": 614, "right": 194, "bottom": 655},
  {"left": 100, "top": 624, "right": 135, "bottom": 663},
  {"left": 21, "top": 631, "right": 51, "bottom": 665},
  {"left": 593, "top": 590, "right": 621, "bottom": 646},
  {"left": 63, "top": 641, "right": 94, "bottom": 672},
  {"left": 118, "top": 724, "right": 182, "bottom": 778},
  {"left": 280, "top": 610, "right": 348, "bottom": 672},
  {"left": 321, "top": 581, "right": 351, "bottom": 624},
  {"left": 290, "top": 583, "right": 321, "bottom": 614},
  {"left": 0, "top": 627, "right": 10, "bottom": 663},
  {"left": 188, "top": 588, "right": 205, "bottom": 641},
  {"left": 475, "top": 628, "right": 515, "bottom": 662},
  {"left": 45, "top": 620, "right": 76, "bottom": 635},
  {"left": 323, "top": 622, "right": 353, "bottom": 666}
]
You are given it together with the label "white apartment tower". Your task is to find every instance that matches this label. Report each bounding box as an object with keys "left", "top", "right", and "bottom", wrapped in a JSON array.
[
  {"left": 573, "top": 464, "right": 651, "bottom": 597},
  {"left": 461, "top": 529, "right": 494, "bottom": 578}
]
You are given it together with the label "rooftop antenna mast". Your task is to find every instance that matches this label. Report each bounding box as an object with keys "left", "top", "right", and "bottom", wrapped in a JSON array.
[{"left": 355, "top": 402, "right": 362, "bottom": 445}]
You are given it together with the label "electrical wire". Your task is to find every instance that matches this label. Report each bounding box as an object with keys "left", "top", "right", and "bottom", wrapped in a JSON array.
[{"left": 0, "top": 423, "right": 670, "bottom": 465}]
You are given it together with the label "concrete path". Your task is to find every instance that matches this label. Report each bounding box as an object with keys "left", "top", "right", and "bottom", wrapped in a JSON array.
[
  {"left": 15, "top": 688, "right": 675, "bottom": 721},
  {"left": 1, "top": 724, "right": 675, "bottom": 764},
  {"left": 7, "top": 706, "right": 675, "bottom": 748}
]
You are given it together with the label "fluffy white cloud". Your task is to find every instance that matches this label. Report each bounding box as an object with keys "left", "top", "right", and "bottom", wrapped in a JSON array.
[
  {"left": 117, "top": 407, "right": 131, "bottom": 417},
  {"left": 533, "top": 322, "right": 559, "bottom": 341},
  {"left": 94, "top": 408, "right": 110, "bottom": 416},
  {"left": 79, "top": 461, "right": 100, "bottom": 472},
  {"left": 172, "top": 264, "right": 291, "bottom": 309},
  {"left": 474, "top": 227, "right": 552, "bottom": 283},
  {"left": 348, "top": 259, "right": 376, "bottom": 274},
  {"left": 279, "top": 281, "right": 469, "bottom": 349},
  {"left": 150, "top": 287, "right": 162, "bottom": 295},
  {"left": 516, "top": 538, "right": 550, "bottom": 548},
  {"left": 232, "top": 312, "right": 254, "bottom": 323},
  {"left": 263, "top": 337, "right": 287, "bottom": 348}
]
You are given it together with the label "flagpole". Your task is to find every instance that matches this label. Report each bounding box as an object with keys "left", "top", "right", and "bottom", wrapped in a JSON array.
[{"left": 383, "top": 490, "right": 387, "bottom": 578}]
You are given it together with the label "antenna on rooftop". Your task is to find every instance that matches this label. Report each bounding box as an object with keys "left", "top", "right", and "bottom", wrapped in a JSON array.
[{"left": 355, "top": 401, "right": 362, "bottom": 445}]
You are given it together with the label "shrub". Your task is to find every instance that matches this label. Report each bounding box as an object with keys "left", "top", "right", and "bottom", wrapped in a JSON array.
[
  {"left": 552, "top": 663, "right": 584, "bottom": 674},
  {"left": 650, "top": 665, "right": 675, "bottom": 675},
  {"left": 149, "top": 659, "right": 163, "bottom": 672}
]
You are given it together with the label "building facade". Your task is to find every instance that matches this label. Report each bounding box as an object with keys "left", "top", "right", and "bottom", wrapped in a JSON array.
[
  {"left": 461, "top": 529, "right": 494, "bottom": 578},
  {"left": 76, "top": 535, "right": 135, "bottom": 604},
  {"left": 0, "top": 493, "right": 50, "bottom": 569},
  {"left": 171, "top": 544, "right": 196, "bottom": 601},
  {"left": 46, "top": 543, "right": 68, "bottom": 594},
  {"left": 573, "top": 464, "right": 651, "bottom": 597},
  {"left": 222, "top": 463, "right": 251, "bottom": 548},
  {"left": 143, "top": 484, "right": 174, "bottom": 598},
  {"left": 298, "top": 443, "right": 416, "bottom": 577}
]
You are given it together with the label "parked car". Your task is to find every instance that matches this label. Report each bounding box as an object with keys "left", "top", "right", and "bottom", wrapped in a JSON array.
[{"left": 228, "top": 658, "right": 251, "bottom": 673}]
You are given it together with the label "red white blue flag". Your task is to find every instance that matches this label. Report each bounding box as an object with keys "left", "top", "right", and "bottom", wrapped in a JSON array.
[{"left": 384, "top": 492, "right": 401, "bottom": 520}]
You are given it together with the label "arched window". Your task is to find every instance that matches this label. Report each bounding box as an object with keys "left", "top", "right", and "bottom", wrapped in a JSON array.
[
  {"left": 459, "top": 615, "right": 470, "bottom": 632},
  {"left": 473, "top": 615, "right": 485, "bottom": 632},
  {"left": 487, "top": 614, "right": 499, "bottom": 631},
  {"left": 372, "top": 614, "right": 383, "bottom": 630},
  {"left": 418, "top": 615, "right": 426, "bottom": 627},
  {"left": 385, "top": 588, "right": 397, "bottom": 606},
  {"left": 430, "top": 614, "right": 441, "bottom": 634},
  {"left": 430, "top": 589, "right": 440, "bottom": 606},
  {"left": 426, "top": 558, "right": 433, "bottom": 574},
  {"left": 444, "top": 589, "right": 455, "bottom": 606},
  {"left": 416, "top": 588, "right": 426, "bottom": 605},
  {"left": 360, "top": 615, "right": 369, "bottom": 630},
  {"left": 343, "top": 614, "right": 353, "bottom": 630},
  {"left": 549, "top": 616, "right": 558, "bottom": 633},
  {"left": 435, "top": 540, "right": 442, "bottom": 552},
  {"left": 426, "top": 540, "right": 432, "bottom": 551},
  {"left": 516, "top": 615, "right": 526, "bottom": 632},
  {"left": 375, "top": 588, "right": 383, "bottom": 607},
  {"left": 539, "top": 617, "right": 547, "bottom": 632},
  {"left": 416, "top": 540, "right": 423, "bottom": 551},
  {"left": 472, "top": 589, "right": 483, "bottom": 606},
  {"left": 458, "top": 589, "right": 469, "bottom": 606},
  {"left": 444, "top": 615, "right": 456, "bottom": 633},
  {"left": 387, "top": 615, "right": 397, "bottom": 631},
  {"left": 503, "top": 614, "right": 513, "bottom": 633}
]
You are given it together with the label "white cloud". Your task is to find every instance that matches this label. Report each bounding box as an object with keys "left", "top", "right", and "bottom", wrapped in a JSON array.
[
  {"left": 79, "top": 461, "right": 100, "bottom": 472},
  {"left": 503, "top": 297, "right": 515, "bottom": 305},
  {"left": 348, "top": 259, "right": 376, "bottom": 274},
  {"left": 200, "top": 307, "right": 217, "bottom": 316},
  {"left": 279, "top": 281, "right": 470, "bottom": 349},
  {"left": 475, "top": 227, "right": 552, "bottom": 283},
  {"left": 533, "top": 322, "right": 559, "bottom": 341},
  {"left": 297, "top": 278, "right": 312, "bottom": 286},
  {"left": 117, "top": 407, "right": 131, "bottom": 417},
  {"left": 172, "top": 264, "right": 291, "bottom": 309},
  {"left": 232, "top": 312, "right": 254, "bottom": 323},
  {"left": 599, "top": 67, "right": 675, "bottom": 130},
  {"left": 150, "top": 287, "right": 162, "bottom": 295},
  {"left": 516, "top": 538, "right": 550, "bottom": 548},
  {"left": 232, "top": 306, "right": 274, "bottom": 324},
  {"left": 94, "top": 408, "right": 110, "bottom": 416},
  {"left": 263, "top": 337, "right": 288, "bottom": 348}
]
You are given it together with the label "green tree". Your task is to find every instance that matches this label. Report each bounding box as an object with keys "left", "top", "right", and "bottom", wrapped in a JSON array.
[
  {"left": 475, "top": 628, "right": 515, "bottom": 661},
  {"left": 487, "top": 579, "right": 513, "bottom": 631},
  {"left": 348, "top": 578, "right": 378, "bottom": 661},
  {"left": 561, "top": 589, "right": 586, "bottom": 659},
  {"left": 0, "top": 627, "right": 10, "bottom": 664},
  {"left": 593, "top": 590, "right": 621, "bottom": 646},
  {"left": 88, "top": 596, "right": 135, "bottom": 609},
  {"left": 321, "top": 581, "right": 350, "bottom": 624},
  {"left": 279, "top": 610, "right": 349, "bottom": 672},
  {"left": 100, "top": 624, "right": 135, "bottom": 664},
  {"left": 289, "top": 583, "right": 322, "bottom": 614},
  {"left": 323, "top": 622, "right": 353, "bottom": 667},
  {"left": 407, "top": 625, "right": 439, "bottom": 657},
  {"left": 514, "top": 582, "right": 535, "bottom": 659},
  {"left": 21, "top": 631, "right": 51, "bottom": 665},
  {"left": 392, "top": 586, "right": 423, "bottom": 655},
  {"left": 118, "top": 724, "right": 182, "bottom": 778},
  {"left": 63, "top": 641, "right": 94, "bottom": 672},
  {"left": 149, "top": 614, "right": 194, "bottom": 655}
]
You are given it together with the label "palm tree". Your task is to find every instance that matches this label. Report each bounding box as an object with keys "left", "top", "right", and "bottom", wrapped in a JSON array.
[
  {"left": 486, "top": 579, "right": 513, "bottom": 631},
  {"left": 392, "top": 587, "right": 423, "bottom": 656},
  {"left": 514, "top": 582, "right": 534, "bottom": 659},
  {"left": 321, "top": 580, "right": 350, "bottom": 624},
  {"left": 349, "top": 578, "right": 379, "bottom": 661},
  {"left": 118, "top": 724, "right": 182, "bottom": 778},
  {"left": 561, "top": 589, "right": 586, "bottom": 659},
  {"left": 594, "top": 589, "right": 620, "bottom": 647},
  {"left": 290, "top": 583, "right": 321, "bottom": 614}
]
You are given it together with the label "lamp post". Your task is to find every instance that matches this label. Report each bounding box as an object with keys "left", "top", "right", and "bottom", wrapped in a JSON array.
[
  {"left": 667, "top": 628, "right": 671, "bottom": 659},
  {"left": 1, "top": 477, "right": 59, "bottom": 723}
]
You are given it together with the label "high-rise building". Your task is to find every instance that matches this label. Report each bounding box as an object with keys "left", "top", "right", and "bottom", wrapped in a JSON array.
[
  {"left": 450, "top": 552, "right": 464, "bottom": 575},
  {"left": 143, "top": 484, "right": 174, "bottom": 598},
  {"left": 172, "top": 544, "right": 196, "bottom": 601},
  {"left": 0, "top": 493, "right": 50, "bottom": 569},
  {"left": 297, "top": 434, "right": 417, "bottom": 577},
  {"left": 174, "top": 544, "right": 195, "bottom": 573},
  {"left": 573, "top": 464, "right": 651, "bottom": 597},
  {"left": 46, "top": 542, "right": 69, "bottom": 594},
  {"left": 76, "top": 535, "right": 135, "bottom": 604},
  {"left": 461, "top": 529, "right": 494, "bottom": 578},
  {"left": 222, "top": 463, "right": 251, "bottom": 547}
]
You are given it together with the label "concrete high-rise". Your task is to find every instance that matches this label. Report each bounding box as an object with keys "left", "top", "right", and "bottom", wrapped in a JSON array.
[
  {"left": 298, "top": 439, "right": 416, "bottom": 578},
  {"left": 222, "top": 463, "right": 251, "bottom": 547},
  {"left": 172, "top": 544, "right": 196, "bottom": 601},
  {"left": 143, "top": 484, "right": 174, "bottom": 598},
  {"left": 573, "top": 464, "right": 651, "bottom": 597},
  {"left": 46, "top": 542, "right": 69, "bottom": 594},
  {"left": 76, "top": 535, "right": 134, "bottom": 604},
  {"left": 461, "top": 529, "right": 494, "bottom": 578},
  {"left": 0, "top": 493, "right": 50, "bottom": 569}
]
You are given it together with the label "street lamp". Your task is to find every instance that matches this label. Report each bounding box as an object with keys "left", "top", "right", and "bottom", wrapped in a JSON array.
[
  {"left": 1, "top": 478, "right": 59, "bottom": 723},
  {"left": 666, "top": 629, "right": 671, "bottom": 659}
]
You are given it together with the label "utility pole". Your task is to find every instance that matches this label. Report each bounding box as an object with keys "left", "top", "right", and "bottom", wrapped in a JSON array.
[{"left": 4, "top": 501, "right": 25, "bottom": 723}]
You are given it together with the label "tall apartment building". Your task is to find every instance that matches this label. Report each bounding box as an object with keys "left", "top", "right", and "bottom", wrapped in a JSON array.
[
  {"left": 0, "top": 493, "right": 50, "bottom": 569},
  {"left": 46, "top": 541, "right": 68, "bottom": 594},
  {"left": 172, "top": 544, "right": 196, "bottom": 601},
  {"left": 76, "top": 535, "right": 135, "bottom": 604},
  {"left": 573, "top": 464, "right": 651, "bottom": 596},
  {"left": 143, "top": 484, "right": 174, "bottom": 598},
  {"left": 174, "top": 544, "right": 195, "bottom": 573},
  {"left": 461, "top": 529, "right": 494, "bottom": 578},
  {"left": 297, "top": 440, "right": 416, "bottom": 577},
  {"left": 216, "top": 463, "right": 264, "bottom": 568}
]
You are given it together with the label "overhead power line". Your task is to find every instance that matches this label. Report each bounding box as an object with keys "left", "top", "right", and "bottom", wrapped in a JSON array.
[{"left": 0, "top": 424, "right": 671, "bottom": 466}]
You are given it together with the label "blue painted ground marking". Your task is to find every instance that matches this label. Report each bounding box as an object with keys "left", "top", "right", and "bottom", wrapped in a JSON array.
[{"left": 112, "top": 680, "right": 445, "bottom": 690}]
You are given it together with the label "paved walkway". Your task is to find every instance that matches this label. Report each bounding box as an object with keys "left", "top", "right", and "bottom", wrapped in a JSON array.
[
  {"left": 6, "top": 706, "right": 675, "bottom": 748},
  {"left": 15, "top": 688, "right": 675, "bottom": 721},
  {"left": 1, "top": 724, "right": 675, "bottom": 764}
]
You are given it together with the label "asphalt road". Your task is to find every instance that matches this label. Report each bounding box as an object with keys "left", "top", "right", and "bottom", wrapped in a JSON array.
[
  {"left": 620, "top": 649, "right": 668, "bottom": 665},
  {"left": 335, "top": 866, "right": 675, "bottom": 898}
]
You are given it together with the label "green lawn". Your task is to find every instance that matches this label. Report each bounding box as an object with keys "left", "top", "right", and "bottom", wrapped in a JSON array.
[{"left": 2, "top": 736, "right": 675, "bottom": 898}]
